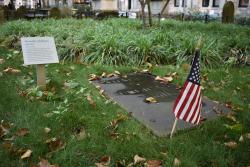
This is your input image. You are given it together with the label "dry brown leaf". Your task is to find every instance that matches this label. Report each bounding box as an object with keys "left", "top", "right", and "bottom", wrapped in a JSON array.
[
  {"left": 46, "top": 138, "right": 65, "bottom": 151},
  {"left": 20, "top": 149, "right": 32, "bottom": 159},
  {"left": 226, "top": 112, "right": 237, "bottom": 122},
  {"left": 0, "top": 121, "right": 11, "bottom": 138},
  {"left": 95, "top": 155, "right": 111, "bottom": 167},
  {"left": 173, "top": 158, "right": 181, "bottom": 167},
  {"left": 38, "top": 159, "right": 59, "bottom": 167},
  {"left": 16, "top": 128, "right": 29, "bottom": 136},
  {"left": 107, "top": 73, "right": 117, "bottom": 78},
  {"left": 89, "top": 74, "right": 100, "bottom": 81},
  {"left": 145, "top": 97, "right": 157, "bottom": 103},
  {"left": 224, "top": 141, "right": 237, "bottom": 149},
  {"left": 0, "top": 59, "right": 4, "bottom": 64},
  {"left": 134, "top": 155, "right": 146, "bottom": 164},
  {"left": 100, "top": 155, "right": 111, "bottom": 166},
  {"left": 146, "top": 159, "right": 162, "bottom": 167},
  {"left": 87, "top": 95, "right": 96, "bottom": 108},
  {"left": 3, "top": 67, "right": 21, "bottom": 74},
  {"left": 44, "top": 127, "right": 51, "bottom": 134}
]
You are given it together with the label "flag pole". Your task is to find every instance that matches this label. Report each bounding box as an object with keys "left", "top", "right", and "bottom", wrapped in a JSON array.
[{"left": 170, "top": 118, "right": 178, "bottom": 138}]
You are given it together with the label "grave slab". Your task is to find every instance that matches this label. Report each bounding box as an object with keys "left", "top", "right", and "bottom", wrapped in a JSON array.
[{"left": 92, "top": 73, "right": 230, "bottom": 137}]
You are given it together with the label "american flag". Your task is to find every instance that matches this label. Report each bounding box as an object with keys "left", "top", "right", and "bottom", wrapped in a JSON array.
[{"left": 173, "top": 50, "right": 202, "bottom": 124}]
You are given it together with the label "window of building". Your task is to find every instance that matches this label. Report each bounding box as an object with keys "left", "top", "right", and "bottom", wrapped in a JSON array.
[
  {"left": 213, "top": 0, "right": 219, "bottom": 7},
  {"left": 239, "top": 0, "right": 249, "bottom": 7},
  {"left": 174, "top": 0, "right": 180, "bottom": 7},
  {"left": 182, "top": 0, "right": 187, "bottom": 7},
  {"left": 202, "top": 0, "right": 209, "bottom": 7}
]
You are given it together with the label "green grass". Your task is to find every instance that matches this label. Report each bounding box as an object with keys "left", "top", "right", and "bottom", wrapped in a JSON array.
[
  {"left": 0, "top": 18, "right": 249, "bottom": 67},
  {"left": 0, "top": 45, "right": 249, "bottom": 167}
]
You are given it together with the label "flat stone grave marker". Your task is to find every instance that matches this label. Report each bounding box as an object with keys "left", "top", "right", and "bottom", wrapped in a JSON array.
[{"left": 92, "top": 72, "right": 230, "bottom": 137}]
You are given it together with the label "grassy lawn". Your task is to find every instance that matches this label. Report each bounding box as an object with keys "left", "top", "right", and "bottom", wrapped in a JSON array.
[{"left": 0, "top": 45, "right": 249, "bottom": 166}]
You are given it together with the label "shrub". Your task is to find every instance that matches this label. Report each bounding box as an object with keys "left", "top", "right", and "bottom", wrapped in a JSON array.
[
  {"left": 60, "top": 7, "right": 72, "bottom": 18},
  {"left": 50, "top": 7, "right": 61, "bottom": 18},
  {"left": 0, "top": 18, "right": 249, "bottom": 67},
  {"left": 95, "top": 10, "right": 119, "bottom": 20},
  {"left": 15, "top": 6, "right": 27, "bottom": 19}
]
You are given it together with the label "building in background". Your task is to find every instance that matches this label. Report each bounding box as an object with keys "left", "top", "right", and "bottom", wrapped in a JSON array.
[{"left": 0, "top": 0, "right": 249, "bottom": 17}]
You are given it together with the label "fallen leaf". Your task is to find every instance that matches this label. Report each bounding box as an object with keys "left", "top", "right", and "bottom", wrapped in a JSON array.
[
  {"left": 100, "top": 155, "right": 111, "bottom": 166},
  {"left": 141, "top": 69, "right": 150, "bottom": 73},
  {"left": 0, "top": 58, "right": 4, "bottom": 64},
  {"left": 146, "top": 159, "right": 162, "bottom": 167},
  {"left": 87, "top": 95, "right": 96, "bottom": 108},
  {"left": 114, "top": 70, "right": 120, "bottom": 75},
  {"left": 38, "top": 159, "right": 59, "bottom": 167},
  {"left": 44, "top": 127, "right": 51, "bottom": 134},
  {"left": 224, "top": 141, "right": 237, "bottom": 149},
  {"left": 173, "top": 158, "right": 181, "bottom": 167},
  {"left": 0, "top": 121, "right": 11, "bottom": 138},
  {"left": 225, "top": 102, "right": 233, "bottom": 109},
  {"left": 99, "top": 89, "right": 105, "bottom": 96},
  {"left": 16, "top": 128, "right": 29, "bottom": 136},
  {"left": 101, "top": 72, "right": 107, "bottom": 78},
  {"left": 239, "top": 135, "right": 244, "bottom": 142},
  {"left": 89, "top": 74, "right": 100, "bottom": 81},
  {"left": 21, "top": 149, "right": 32, "bottom": 159},
  {"left": 95, "top": 155, "right": 111, "bottom": 167},
  {"left": 3, "top": 67, "right": 21, "bottom": 74},
  {"left": 46, "top": 138, "right": 65, "bottom": 151},
  {"left": 145, "top": 97, "right": 157, "bottom": 103},
  {"left": 226, "top": 112, "right": 237, "bottom": 122},
  {"left": 155, "top": 76, "right": 173, "bottom": 83},
  {"left": 134, "top": 155, "right": 146, "bottom": 164}
]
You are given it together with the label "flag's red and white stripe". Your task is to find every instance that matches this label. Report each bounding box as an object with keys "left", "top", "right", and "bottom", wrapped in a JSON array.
[{"left": 173, "top": 81, "right": 202, "bottom": 124}]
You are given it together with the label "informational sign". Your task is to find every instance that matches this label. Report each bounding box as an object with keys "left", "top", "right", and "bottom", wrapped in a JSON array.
[
  {"left": 21, "top": 37, "right": 59, "bottom": 65},
  {"left": 21, "top": 37, "right": 59, "bottom": 89}
]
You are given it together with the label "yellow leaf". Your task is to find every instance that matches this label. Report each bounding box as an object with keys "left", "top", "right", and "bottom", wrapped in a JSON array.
[
  {"left": 145, "top": 97, "right": 157, "bottom": 103},
  {"left": 173, "top": 158, "right": 181, "bottom": 167},
  {"left": 3, "top": 67, "right": 21, "bottom": 74},
  {"left": 44, "top": 127, "right": 51, "bottom": 134},
  {"left": 89, "top": 74, "right": 100, "bottom": 81},
  {"left": 114, "top": 70, "right": 120, "bottom": 75},
  {"left": 134, "top": 155, "right": 146, "bottom": 164},
  {"left": 101, "top": 72, "right": 107, "bottom": 78},
  {"left": 21, "top": 149, "right": 32, "bottom": 159}
]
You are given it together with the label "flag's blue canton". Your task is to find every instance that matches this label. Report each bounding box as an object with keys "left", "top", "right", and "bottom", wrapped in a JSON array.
[{"left": 187, "top": 51, "right": 201, "bottom": 85}]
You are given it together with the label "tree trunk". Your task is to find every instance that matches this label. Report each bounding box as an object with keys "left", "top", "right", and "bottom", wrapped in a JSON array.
[
  {"left": 146, "top": 0, "right": 152, "bottom": 26},
  {"left": 139, "top": 0, "right": 146, "bottom": 28},
  {"left": 160, "top": 0, "right": 170, "bottom": 16}
]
